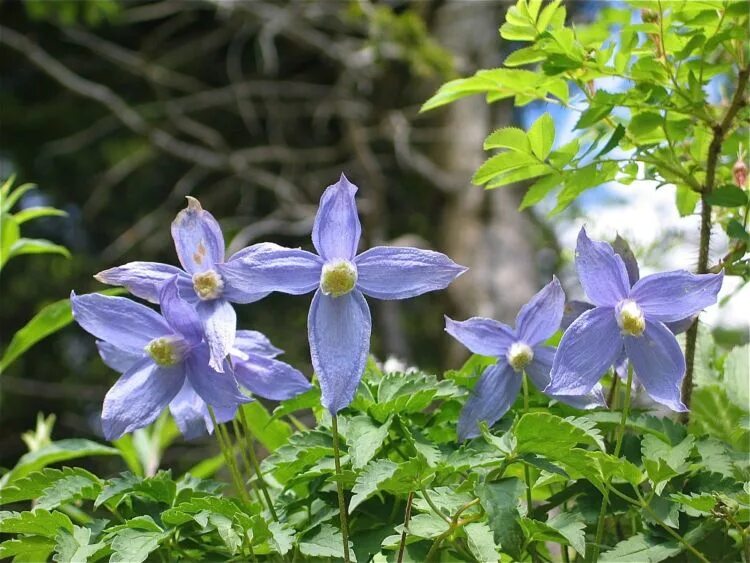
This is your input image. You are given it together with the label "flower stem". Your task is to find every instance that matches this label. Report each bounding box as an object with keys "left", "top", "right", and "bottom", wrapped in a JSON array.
[
  {"left": 589, "top": 367, "right": 633, "bottom": 562},
  {"left": 207, "top": 406, "right": 251, "bottom": 506},
  {"left": 397, "top": 491, "right": 414, "bottom": 563},
  {"left": 238, "top": 406, "right": 279, "bottom": 522},
  {"left": 331, "top": 414, "right": 351, "bottom": 563},
  {"left": 521, "top": 373, "right": 534, "bottom": 516}
]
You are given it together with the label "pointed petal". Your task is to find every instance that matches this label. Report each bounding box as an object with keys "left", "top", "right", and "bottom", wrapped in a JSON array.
[
  {"left": 526, "top": 346, "right": 606, "bottom": 409},
  {"left": 354, "top": 246, "right": 467, "bottom": 300},
  {"left": 612, "top": 234, "right": 640, "bottom": 286},
  {"left": 232, "top": 330, "right": 283, "bottom": 359},
  {"left": 186, "top": 345, "right": 250, "bottom": 408},
  {"left": 624, "top": 320, "right": 687, "bottom": 412},
  {"left": 561, "top": 300, "right": 595, "bottom": 331},
  {"left": 159, "top": 278, "right": 203, "bottom": 345},
  {"left": 101, "top": 358, "right": 183, "bottom": 440},
  {"left": 515, "top": 277, "right": 565, "bottom": 346},
  {"left": 71, "top": 291, "right": 169, "bottom": 354},
  {"left": 457, "top": 361, "right": 521, "bottom": 441},
  {"left": 171, "top": 196, "right": 225, "bottom": 273},
  {"left": 664, "top": 315, "right": 696, "bottom": 335},
  {"left": 547, "top": 306, "right": 623, "bottom": 395},
  {"left": 444, "top": 316, "right": 515, "bottom": 358},
  {"left": 630, "top": 270, "right": 723, "bottom": 322},
  {"left": 575, "top": 227, "right": 630, "bottom": 306},
  {"left": 95, "top": 262, "right": 188, "bottom": 303},
  {"left": 219, "top": 242, "right": 322, "bottom": 297},
  {"left": 312, "top": 174, "right": 361, "bottom": 261},
  {"left": 235, "top": 355, "right": 312, "bottom": 401},
  {"left": 309, "top": 288, "right": 371, "bottom": 413},
  {"left": 169, "top": 379, "right": 209, "bottom": 439},
  {"left": 96, "top": 341, "right": 141, "bottom": 373},
  {"left": 195, "top": 299, "right": 236, "bottom": 372}
]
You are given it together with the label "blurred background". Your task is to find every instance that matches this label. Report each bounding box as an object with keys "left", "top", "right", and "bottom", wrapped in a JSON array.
[{"left": 1, "top": 0, "right": 746, "bottom": 472}]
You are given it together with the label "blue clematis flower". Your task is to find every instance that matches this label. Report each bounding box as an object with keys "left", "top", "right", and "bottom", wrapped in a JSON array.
[
  {"left": 219, "top": 174, "right": 467, "bottom": 414},
  {"left": 71, "top": 277, "right": 251, "bottom": 440},
  {"left": 446, "top": 277, "right": 606, "bottom": 441},
  {"left": 97, "top": 329, "right": 311, "bottom": 439},
  {"left": 561, "top": 234, "right": 696, "bottom": 381},
  {"left": 546, "top": 228, "right": 723, "bottom": 411},
  {"left": 95, "top": 197, "right": 269, "bottom": 372}
]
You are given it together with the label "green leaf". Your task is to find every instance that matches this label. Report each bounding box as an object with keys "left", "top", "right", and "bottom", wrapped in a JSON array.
[
  {"left": 400, "top": 512, "right": 449, "bottom": 539},
  {"left": 527, "top": 113, "right": 555, "bottom": 160},
  {"left": 595, "top": 124, "right": 626, "bottom": 158},
  {"left": 473, "top": 152, "right": 540, "bottom": 185},
  {"left": 476, "top": 478, "right": 525, "bottom": 560},
  {"left": 264, "top": 431, "right": 333, "bottom": 483},
  {"left": 519, "top": 174, "right": 562, "bottom": 209},
  {"left": 641, "top": 435, "right": 694, "bottom": 494},
  {"left": 0, "top": 467, "right": 99, "bottom": 506},
  {"left": 345, "top": 415, "right": 392, "bottom": 469},
  {"left": 268, "top": 521, "right": 295, "bottom": 555},
  {"left": 599, "top": 533, "right": 681, "bottom": 562},
  {"left": 724, "top": 344, "right": 750, "bottom": 411},
  {"left": 371, "top": 372, "right": 457, "bottom": 422},
  {"left": 707, "top": 186, "right": 749, "bottom": 207},
  {"left": 0, "top": 509, "right": 73, "bottom": 537},
  {"left": 239, "top": 402, "right": 292, "bottom": 451},
  {"left": 8, "top": 238, "right": 70, "bottom": 260},
  {"left": 13, "top": 207, "right": 67, "bottom": 224},
  {"left": 546, "top": 512, "right": 586, "bottom": 555},
  {"left": 53, "top": 526, "right": 105, "bottom": 563},
  {"left": 109, "top": 529, "right": 165, "bottom": 563},
  {"left": 627, "top": 112, "right": 663, "bottom": 139},
  {"left": 0, "top": 536, "right": 56, "bottom": 563},
  {"left": 299, "top": 524, "right": 356, "bottom": 560},
  {"left": 574, "top": 105, "right": 613, "bottom": 129},
  {"left": 349, "top": 459, "right": 398, "bottom": 511},
  {"left": 484, "top": 127, "right": 530, "bottom": 152},
  {"left": 675, "top": 185, "right": 700, "bottom": 216},
  {"left": 486, "top": 165, "right": 552, "bottom": 189},
  {"left": 1, "top": 182, "right": 37, "bottom": 213},
  {"left": 37, "top": 471, "right": 101, "bottom": 510},
  {"left": 464, "top": 522, "right": 499, "bottom": 562}
]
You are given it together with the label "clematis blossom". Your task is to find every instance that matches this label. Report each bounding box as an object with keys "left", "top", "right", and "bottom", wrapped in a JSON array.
[
  {"left": 97, "top": 329, "right": 311, "bottom": 439},
  {"left": 95, "top": 197, "right": 269, "bottom": 372},
  {"left": 219, "top": 174, "right": 467, "bottom": 413},
  {"left": 546, "top": 228, "right": 723, "bottom": 411},
  {"left": 71, "top": 277, "right": 251, "bottom": 441},
  {"left": 445, "top": 278, "right": 606, "bottom": 441}
]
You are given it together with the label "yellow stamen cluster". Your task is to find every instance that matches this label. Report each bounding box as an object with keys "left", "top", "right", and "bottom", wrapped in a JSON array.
[
  {"left": 617, "top": 300, "right": 645, "bottom": 337},
  {"left": 320, "top": 260, "right": 358, "bottom": 297},
  {"left": 193, "top": 269, "right": 224, "bottom": 300},
  {"left": 145, "top": 337, "right": 184, "bottom": 367},
  {"left": 507, "top": 342, "right": 534, "bottom": 372}
]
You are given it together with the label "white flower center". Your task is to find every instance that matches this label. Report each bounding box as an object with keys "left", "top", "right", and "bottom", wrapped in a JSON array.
[
  {"left": 320, "top": 260, "right": 357, "bottom": 297},
  {"left": 193, "top": 269, "right": 224, "bottom": 300},
  {"left": 616, "top": 300, "right": 645, "bottom": 337},
  {"left": 145, "top": 336, "right": 186, "bottom": 367},
  {"left": 507, "top": 342, "right": 534, "bottom": 372}
]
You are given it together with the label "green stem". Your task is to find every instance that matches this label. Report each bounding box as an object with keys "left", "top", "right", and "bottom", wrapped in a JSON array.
[
  {"left": 238, "top": 406, "right": 279, "bottom": 521},
  {"left": 589, "top": 367, "right": 633, "bottom": 563},
  {"left": 231, "top": 417, "right": 262, "bottom": 504},
  {"left": 522, "top": 373, "right": 534, "bottom": 516},
  {"left": 207, "top": 406, "right": 251, "bottom": 506},
  {"left": 420, "top": 486, "right": 451, "bottom": 523},
  {"left": 397, "top": 491, "right": 414, "bottom": 563},
  {"left": 331, "top": 415, "right": 351, "bottom": 563}
]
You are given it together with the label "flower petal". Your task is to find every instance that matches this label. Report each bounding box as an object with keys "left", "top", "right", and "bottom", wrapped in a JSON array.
[
  {"left": 561, "top": 300, "right": 595, "bottom": 331},
  {"left": 624, "top": 320, "right": 687, "bottom": 412},
  {"left": 95, "top": 262, "right": 188, "bottom": 304},
  {"left": 354, "top": 246, "right": 467, "bottom": 300},
  {"left": 96, "top": 341, "right": 141, "bottom": 373},
  {"left": 612, "top": 234, "right": 640, "bottom": 286},
  {"left": 171, "top": 196, "right": 225, "bottom": 274},
  {"left": 235, "top": 355, "right": 312, "bottom": 401},
  {"left": 312, "top": 174, "right": 361, "bottom": 261},
  {"left": 169, "top": 379, "right": 209, "bottom": 439},
  {"left": 309, "top": 288, "right": 371, "bottom": 414},
  {"left": 232, "top": 330, "right": 283, "bottom": 359},
  {"left": 219, "top": 242, "right": 322, "bottom": 297},
  {"left": 575, "top": 227, "right": 630, "bottom": 306},
  {"left": 526, "top": 346, "right": 606, "bottom": 409},
  {"left": 515, "top": 277, "right": 565, "bottom": 346},
  {"left": 629, "top": 270, "right": 723, "bottom": 322},
  {"left": 185, "top": 345, "right": 250, "bottom": 408},
  {"left": 457, "top": 361, "right": 521, "bottom": 441},
  {"left": 547, "top": 306, "right": 623, "bottom": 395},
  {"left": 664, "top": 315, "right": 696, "bottom": 335},
  {"left": 444, "top": 316, "right": 515, "bottom": 358},
  {"left": 196, "top": 299, "right": 236, "bottom": 372},
  {"left": 71, "top": 291, "right": 169, "bottom": 354},
  {"left": 101, "top": 358, "right": 184, "bottom": 440},
  {"left": 159, "top": 278, "right": 203, "bottom": 345}
]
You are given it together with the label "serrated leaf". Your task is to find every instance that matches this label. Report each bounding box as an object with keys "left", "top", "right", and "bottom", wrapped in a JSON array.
[
  {"left": 476, "top": 478, "right": 525, "bottom": 560},
  {"left": 263, "top": 431, "right": 333, "bottom": 483},
  {"left": 349, "top": 459, "right": 398, "bottom": 511},
  {"left": 268, "top": 521, "right": 294, "bottom": 555},
  {"left": 695, "top": 438, "right": 733, "bottom": 478},
  {"left": 528, "top": 113, "right": 555, "bottom": 160},
  {"left": 724, "top": 344, "right": 750, "bottom": 410},
  {"left": 0, "top": 467, "right": 99, "bottom": 506},
  {"left": 0, "top": 536, "right": 56, "bottom": 562},
  {"left": 464, "top": 522, "right": 499, "bottom": 562},
  {"left": 345, "top": 415, "right": 392, "bottom": 469},
  {"left": 547, "top": 512, "right": 586, "bottom": 555},
  {"left": 599, "top": 532, "right": 681, "bottom": 562},
  {"left": 642, "top": 435, "right": 694, "bottom": 494},
  {"left": 706, "top": 186, "right": 748, "bottom": 207},
  {"left": 109, "top": 529, "right": 165, "bottom": 563},
  {"left": 37, "top": 472, "right": 101, "bottom": 510},
  {"left": 0, "top": 509, "right": 73, "bottom": 537},
  {"left": 53, "top": 525, "right": 104, "bottom": 563},
  {"left": 94, "top": 472, "right": 141, "bottom": 508},
  {"left": 371, "top": 372, "right": 456, "bottom": 422},
  {"left": 473, "top": 152, "right": 540, "bottom": 185},
  {"left": 575, "top": 105, "right": 613, "bottom": 129},
  {"left": 299, "top": 523, "right": 356, "bottom": 561},
  {"left": 400, "top": 512, "right": 449, "bottom": 539},
  {"left": 483, "top": 127, "right": 530, "bottom": 152},
  {"left": 595, "top": 124, "right": 626, "bottom": 158},
  {"left": 239, "top": 402, "right": 292, "bottom": 451}
]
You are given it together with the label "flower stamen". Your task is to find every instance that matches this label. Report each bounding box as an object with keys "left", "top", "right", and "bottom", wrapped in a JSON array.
[
  {"left": 320, "top": 260, "right": 357, "bottom": 297},
  {"left": 193, "top": 269, "right": 224, "bottom": 300},
  {"left": 145, "top": 336, "right": 186, "bottom": 367},
  {"left": 616, "top": 300, "right": 645, "bottom": 337},
  {"left": 507, "top": 342, "right": 534, "bottom": 372}
]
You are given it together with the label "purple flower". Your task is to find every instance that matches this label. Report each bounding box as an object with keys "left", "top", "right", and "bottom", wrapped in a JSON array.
[
  {"left": 560, "top": 234, "right": 696, "bottom": 381},
  {"left": 97, "top": 329, "right": 311, "bottom": 439},
  {"left": 446, "top": 278, "right": 606, "bottom": 441},
  {"left": 95, "top": 197, "right": 270, "bottom": 372},
  {"left": 546, "top": 228, "right": 723, "bottom": 411},
  {"left": 219, "top": 174, "right": 467, "bottom": 414},
  {"left": 72, "top": 278, "right": 251, "bottom": 440}
]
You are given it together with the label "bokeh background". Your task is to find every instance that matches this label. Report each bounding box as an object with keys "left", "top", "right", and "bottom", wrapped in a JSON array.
[{"left": 1, "top": 0, "right": 746, "bottom": 473}]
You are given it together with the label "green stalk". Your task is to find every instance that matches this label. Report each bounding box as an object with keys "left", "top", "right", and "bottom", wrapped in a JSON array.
[
  {"left": 207, "top": 406, "right": 251, "bottom": 505},
  {"left": 238, "top": 405, "right": 279, "bottom": 522},
  {"left": 396, "top": 491, "right": 414, "bottom": 563},
  {"left": 331, "top": 414, "right": 351, "bottom": 563},
  {"left": 589, "top": 367, "right": 633, "bottom": 562},
  {"left": 522, "top": 372, "right": 534, "bottom": 516}
]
